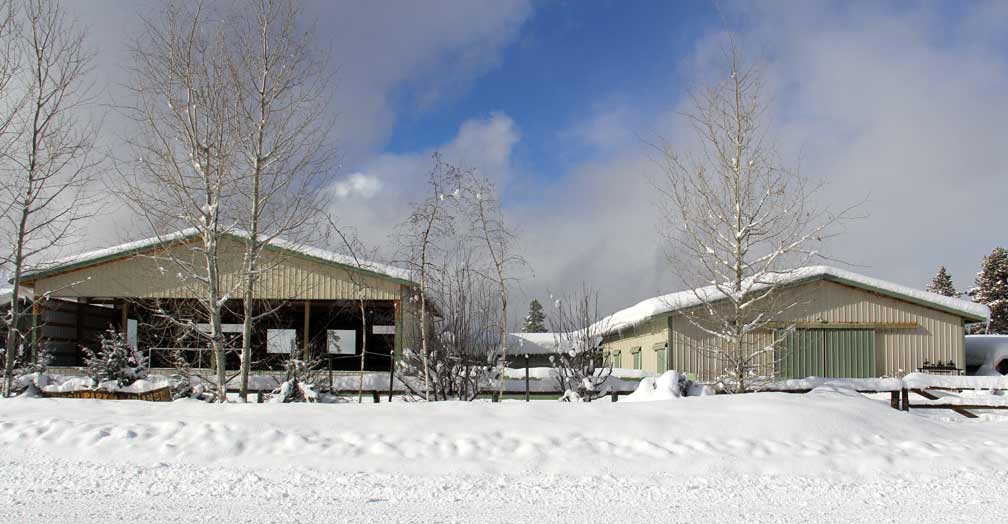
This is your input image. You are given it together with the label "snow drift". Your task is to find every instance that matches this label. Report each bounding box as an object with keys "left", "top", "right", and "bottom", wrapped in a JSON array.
[{"left": 620, "top": 370, "right": 713, "bottom": 401}]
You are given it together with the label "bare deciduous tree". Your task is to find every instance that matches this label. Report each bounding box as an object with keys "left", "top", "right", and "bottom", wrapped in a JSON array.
[
  {"left": 1, "top": 0, "right": 100, "bottom": 396},
  {"left": 548, "top": 284, "right": 612, "bottom": 402},
  {"left": 398, "top": 237, "right": 499, "bottom": 401},
  {"left": 229, "top": 0, "right": 333, "bottom": 402},
  {"left": 396, "top": 155, "right": 515, "bottom": 401},
  {"left": 658, "top": 40, "right": 859, "bottom": 393},
  {"left": 325, "top": 217, "right": 379, "bottom": 403},
  {"left": 398, "top": 154, "right": 457, "bottom": 400},
  {"left": 122, "top": 2, "right": 239, "bottom": 401},
  {"left": 459, "top": 170, "right": 520, "bottom": 398}
]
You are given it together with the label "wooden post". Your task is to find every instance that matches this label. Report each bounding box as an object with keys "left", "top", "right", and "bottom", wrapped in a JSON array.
[
  {"left": 388, "top": 348, "right": 395, "bottom": 402},
  {"left": 392, "top": 299, "right": 401, "bottom": 359},
  {"left": 302, "top": 301, "right": 310, "bottom": 360},
  {"left": 31, "top": 300, "right": 40, "bottom": 362},
  {"left": 524, "top": 354, "right": 530, "bottom": 402},
  {"left": 75, "top": 299, "right": 85, "bottom": 349},
  {"left": 120, "top": 300, "right": 128, "bottom": 334},
  {"left": 492, "top": 391, "right": 500, "bottom": 403},
  {"left": 900, "top": 388, "right": 909, "bottom": 411},
  {"left": 611, "top": 391, "right": 619, "bottom": 403},
  {"left": 372, "top": 390, "right": 380, "bottom": 404},
  {"left": 890, "top": 390, "right": 899, "bottom": 410}
]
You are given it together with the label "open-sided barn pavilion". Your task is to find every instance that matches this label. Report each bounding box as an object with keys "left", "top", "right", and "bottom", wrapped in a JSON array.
[
  {"left": 599, "top": 266, "right": 991, "bottom": 381},
  {"left": 17, "top": 230, "right": 420, "bottom": 374}
]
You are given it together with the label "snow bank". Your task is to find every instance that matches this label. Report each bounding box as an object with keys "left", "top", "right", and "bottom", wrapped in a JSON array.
[
  {"left": 902, "top": 372, "right": 1008, "bottom": 390},
  {"left": 39, "top": 375, "right": 169, "bottom": 393},
  {"left": 594, "top": 266, "right": 990, "bottom": 336},
  {"left": 3, "top": 386, "right": 1007, "bottom": 479},
  {"left": 770, "top": 376, "right": 903, "bottom": 392},
  {"left": 620, "top": 370, "right": 713, "bottom": 402}
]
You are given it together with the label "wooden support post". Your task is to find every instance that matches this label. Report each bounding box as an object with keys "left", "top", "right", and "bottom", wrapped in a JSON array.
[
  {"left": 900, "top": 388, "right": 909, "bottom": 411},
  {"left": 372, "top": 390, "right": 380, "bottom": 404},
  {"left": 302, "top": 301, "right": 310, "bottom": 360},
  {"left": 524, "top": 354, "right": 530, "bottom": 402},
  {"left": 890, "top": 390, "right": 899, "bottom": 410},
  {"left": 611, "top": 391, "right": 619, "bottom": 403},
  {"left": 392, "top": 299, "right": 401, "bottom": 359},
  {"left": 31, "top": 300, "right": 40, "bottom": 362},
  {"left": 120, "top": 300, "right": 128, "bottom": 334},
  {"left": 388, "top": 348, "right": 395, "bottom": 402}
]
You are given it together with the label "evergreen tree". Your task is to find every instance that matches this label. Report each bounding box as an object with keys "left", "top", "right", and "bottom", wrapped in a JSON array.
[
  {"left": 523, "top": 299, "right": 547, "bottom": 333},
  {"left": 926, "top": 266, "right": 958, "bottom": 297},
  {"left": 82, "top": 329, "right": 147, "bottom": 387},
  {"left": 970, "top": 247, "right": 1008, "bottom": 334}
]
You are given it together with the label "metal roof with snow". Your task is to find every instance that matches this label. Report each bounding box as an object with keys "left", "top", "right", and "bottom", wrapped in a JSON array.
[
  {"left": 596, "top": 265, "right": 991, "bottom": 335},
  {"left": 19, "top": 228, "right": 415, "bottom": 287}
]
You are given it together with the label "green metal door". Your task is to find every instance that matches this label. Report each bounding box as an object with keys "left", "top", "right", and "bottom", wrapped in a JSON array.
[
  {"left": 825, "top": 329, "right": 876, "bottom": 378},
  {"left": 777, "top": 329, "right": 826, "bottom": 379},
  {"left": 776, "top": 328, "right": 876, "bottom": 379}
]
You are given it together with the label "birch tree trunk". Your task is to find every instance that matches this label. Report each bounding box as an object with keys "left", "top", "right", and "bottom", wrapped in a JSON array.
[{"left": 231, "top": 0, "right": 332, "bottom": 401}]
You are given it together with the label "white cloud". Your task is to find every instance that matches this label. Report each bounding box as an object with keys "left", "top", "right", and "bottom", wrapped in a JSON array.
[
  {"left": 519, "top": 1, "right": 1008, "bottom": 315},
  {"left": 324, "top": 113, "right": 521, "bottom": 249},
  {"left": 332, "top": 173, "right": 383, "bottom": 199},
  {"left": 55, "top": 0, "right": 532, "bottom": 252}
]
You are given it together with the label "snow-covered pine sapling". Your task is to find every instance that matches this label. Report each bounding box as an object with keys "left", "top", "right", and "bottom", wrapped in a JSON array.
[
  {"left": 271, "top": 346, "right": 323, "bottom": 403},
  {"left": 82, "top": 329, "right": 148, "bottom": 388}
]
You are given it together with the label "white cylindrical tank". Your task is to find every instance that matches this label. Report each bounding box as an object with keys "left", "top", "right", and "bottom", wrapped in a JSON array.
[{"left": 965, "top": 335, "right": 1008, "bottom": 376}]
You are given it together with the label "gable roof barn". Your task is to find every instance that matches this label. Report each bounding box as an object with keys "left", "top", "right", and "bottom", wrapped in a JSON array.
[{"left": 596, "top": 266, "right": 990, "bottom": 337}]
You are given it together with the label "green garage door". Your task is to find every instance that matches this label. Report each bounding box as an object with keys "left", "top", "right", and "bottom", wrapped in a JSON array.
[{"left": 776, "top": 329, "right": 876, "bottom": 379}]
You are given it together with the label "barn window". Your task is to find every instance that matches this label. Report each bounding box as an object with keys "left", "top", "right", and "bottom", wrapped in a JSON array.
[{"left": 653, "top": 342, "right": 667, "bottom": 373}]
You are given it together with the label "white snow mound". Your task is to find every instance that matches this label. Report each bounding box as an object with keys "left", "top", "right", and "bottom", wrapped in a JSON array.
[{"left": 621, "top": 370, "right": 712, "bottom": 402}]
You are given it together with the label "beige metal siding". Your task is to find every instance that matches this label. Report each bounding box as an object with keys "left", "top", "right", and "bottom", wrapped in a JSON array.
[
  {"left": 602, "top": 318, "right": 668, "bottom": 371},
  {"left": 667, "top": 279, "right": 967, "bottom": 381},
  {"left": 31, "top": 237, "right": 405, "bottom": 301}
]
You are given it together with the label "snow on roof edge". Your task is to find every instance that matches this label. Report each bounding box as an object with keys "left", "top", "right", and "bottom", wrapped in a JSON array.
[
  {"left": 595, "top": 265, "right": 991, "bottom": 336},
  {"left": 21, "top": 228, "right": 414, "bottom": 284}
]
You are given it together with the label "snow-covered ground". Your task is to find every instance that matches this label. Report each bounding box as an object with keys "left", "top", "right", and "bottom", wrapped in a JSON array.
[{"left": 2, "top": 388, "right": 1007, "bottom": 523}]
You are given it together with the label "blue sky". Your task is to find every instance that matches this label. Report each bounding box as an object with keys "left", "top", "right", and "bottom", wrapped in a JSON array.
[{"left": 384, "top": 1, "right": 719, "bottom": 180}]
